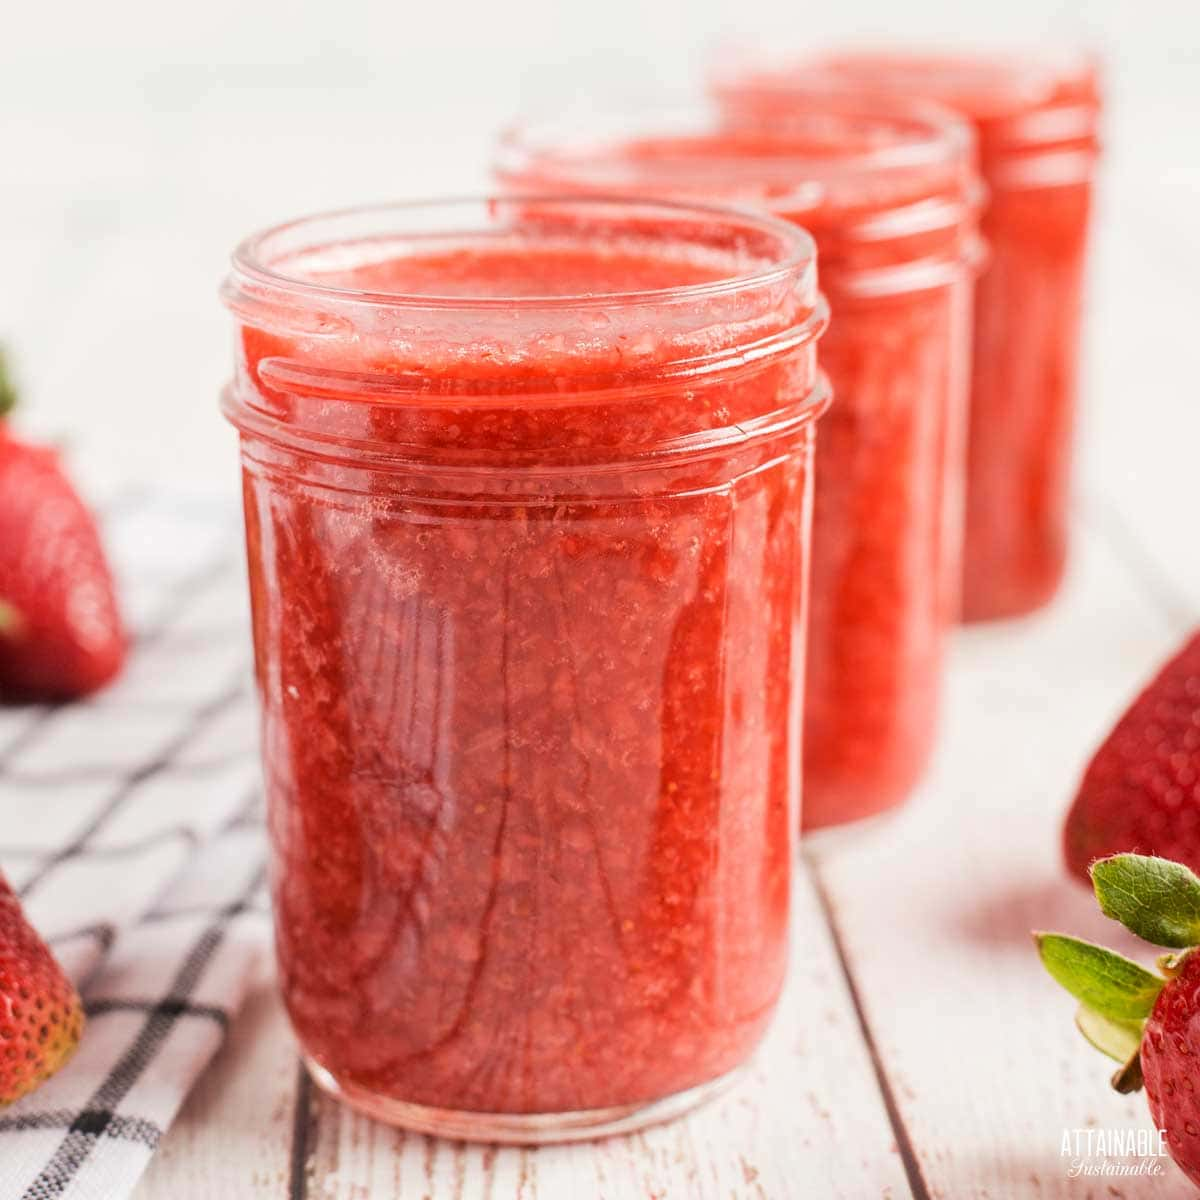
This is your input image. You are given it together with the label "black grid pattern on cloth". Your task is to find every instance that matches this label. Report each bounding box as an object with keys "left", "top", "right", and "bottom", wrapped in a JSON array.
[
  {"left": 14, "top": 860, "right": 267, "bottom": 1200},
  {"left": 0, "top": 491, "right": 271, "bottom": 1200}
]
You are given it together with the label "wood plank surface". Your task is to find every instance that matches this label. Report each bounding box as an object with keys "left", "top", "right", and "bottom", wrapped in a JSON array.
[
  {"left": 136, "top": 867, "right": 911, "bottom": 1200},
  {"left": 807, "top": 512, "right": 1196, "bottom": 1200},
  {"left": 132, "top": 966, "right": 302, "bottom": 1200}
]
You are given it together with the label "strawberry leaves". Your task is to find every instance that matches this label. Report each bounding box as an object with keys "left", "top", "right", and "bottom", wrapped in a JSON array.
[
  {"left": 1037, "top": 853, "right": 1200, "bottom": 1099},
  {"left": 0, "top": 348, "right": 15, "bottom": 420},
  {"left": 1075, "top": 1004, "right": 1144, "bottom": 1064},
  {"left": 1091, "top": 854, "right": 1200, "bottom": 949},
  {"left": 1034, "top": 933, "right": 1163, "bottom": 1021},
  {"left": 1042, "top": 853, "right": 1200, "bottom": 1185}
]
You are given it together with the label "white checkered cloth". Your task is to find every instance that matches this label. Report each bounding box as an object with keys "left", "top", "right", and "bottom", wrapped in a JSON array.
[{"left": 0, "top": 492, "right": 270, "bottom": 1200}]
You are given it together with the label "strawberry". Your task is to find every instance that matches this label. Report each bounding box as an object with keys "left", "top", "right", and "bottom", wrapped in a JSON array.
[
  {"left": 1037, "top": 853, "right": 1200, "bottom": 1186},
  {"left": 1141, "top": 950, "right": 1200, "bottom": 1181},
  {"left": 0, "top": 871, "right": 84, "bottom": 1106},
  {"left": 1063, "top": 630, "right": 1200, "bottom": 883},
  {"left": 0, "top": 350, "right": 125, "bottom": 698}
]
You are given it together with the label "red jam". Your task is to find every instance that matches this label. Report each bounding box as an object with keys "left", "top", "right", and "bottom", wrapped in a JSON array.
[
  {"left": 499, "top": 104, "right": 981, "bottom": 828},
  {"left": 720, "top": 52, "right": 1101, "bottom": 620},
  {"left": 221, "top": 199, "right": 828, "bottom": 1138}
]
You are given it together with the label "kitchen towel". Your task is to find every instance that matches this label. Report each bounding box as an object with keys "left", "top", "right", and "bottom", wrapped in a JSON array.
[{"left": 0, "top": 491, "right": 270, "bottom": 1200}]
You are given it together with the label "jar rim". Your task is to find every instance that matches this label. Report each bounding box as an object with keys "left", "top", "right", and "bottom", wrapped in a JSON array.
[
  {"left": 714, "top": 47, "right": 1102, "bottom": 148},
  {"left": 226, "top": 194, "right": 818, "bottom": 315},
  {"left": 496, "top": 95, "right": 981, "bottom": 298},
  {"left": 224, "top": 369, "right": 833, "bottom": 478},
  {"left": 496, "top": 93, "right": 974, "bottom": 206}
]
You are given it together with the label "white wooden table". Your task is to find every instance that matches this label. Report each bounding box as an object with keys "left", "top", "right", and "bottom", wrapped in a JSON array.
[{"left": 2, "top": 20, "right": 1199, "bottom": 1195}]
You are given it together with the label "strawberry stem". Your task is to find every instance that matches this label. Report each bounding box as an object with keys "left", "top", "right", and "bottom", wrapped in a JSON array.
[
  {"left": 1157, "top": 949, "right": 1193, "bottom": 978},
  {"left": 1111, "top": 1051, "right": 1144, "bottom": 1094}
]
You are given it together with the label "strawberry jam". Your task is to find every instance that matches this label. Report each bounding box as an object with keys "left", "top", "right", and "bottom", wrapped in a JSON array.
[
  {"left": 719, "top": 52, "right": 1101, "bottom": 620},
  {"left": 499, "top": 102, "right": 981, "bottom": 828},
  {"left": 221, "top": 198, "right": 828, "bottom": 1140}
]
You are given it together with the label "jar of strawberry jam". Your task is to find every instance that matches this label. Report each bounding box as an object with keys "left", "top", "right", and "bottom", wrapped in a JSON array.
[
  {"left": 221, "top": 197, "right": 829, "bottom": 1141},
  {"left": 499, "top": 101, "right": 982, "bottom": 829},
  {"left": 717, "top": 51, "right": 1101, "bottom": 621}
]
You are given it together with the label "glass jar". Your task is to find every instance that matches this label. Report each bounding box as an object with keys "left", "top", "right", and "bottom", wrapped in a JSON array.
[
  {"left": 220, "top": 197, "right": 829, "bottom": 1141},
  {"left": 499, "top": 100, "right": 982, "bottom": 829},
  {"left": 717, "top": 51, "right": 1101, "bottom": 621}
]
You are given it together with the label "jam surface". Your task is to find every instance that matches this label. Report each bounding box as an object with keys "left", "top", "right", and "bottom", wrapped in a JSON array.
[{"left": 231, "top": 235, "right": 821, "bottom": 1114}]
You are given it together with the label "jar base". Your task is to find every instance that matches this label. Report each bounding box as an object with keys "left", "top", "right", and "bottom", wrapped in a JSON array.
[
  {"left": 802, "top": 745, "right": 934, "bottom": 831},
  {"left": 303, "top": 1055, "right": 745, "bottom": 1145},
  {"left": 960, "top": 556, "right": 1067, "bottom": 623}
]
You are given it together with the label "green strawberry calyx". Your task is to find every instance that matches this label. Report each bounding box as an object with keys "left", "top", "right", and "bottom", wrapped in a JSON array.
[
  {"left": 0, "top": 346, "right": 16, "bottom": 420},
  {"left": 1035, "top": 853, "right": 1200, "bottom": 1093},
  {"left": 0, "top": 347, "right": 25, "bottom": 643}
]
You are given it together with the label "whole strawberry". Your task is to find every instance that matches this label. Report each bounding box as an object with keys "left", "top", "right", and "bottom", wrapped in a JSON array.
[
  {"left": 1037, "top": 853, "right": 1200, "bottom": 1186},
  {"left": 0, "top": 872, "right": 85, "bottom": 1106},
  {"left": 1142, "top": 950, "right": 1200, "bottom": 1180},
  {"left": 0, "top": 351, "right": 125, "bottom": 698},
  {"left": 1064, "top": 630, "right": 1200, "bottom": 883}
]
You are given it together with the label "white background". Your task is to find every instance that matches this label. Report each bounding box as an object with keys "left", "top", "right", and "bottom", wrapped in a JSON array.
[{"left": 0, "top": 0, "right": 1197, "bottom": 521}]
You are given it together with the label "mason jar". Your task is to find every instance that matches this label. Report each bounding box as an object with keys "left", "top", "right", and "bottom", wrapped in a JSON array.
[
  {"left": 221, "top": 196, "right": 829, "bottom": 1141},
  {"left": 499, "top": 100, "right": 982, "bottom": 828},
  {"left": 717, "top": 51, "right": 1101, "bottom": 620}
]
